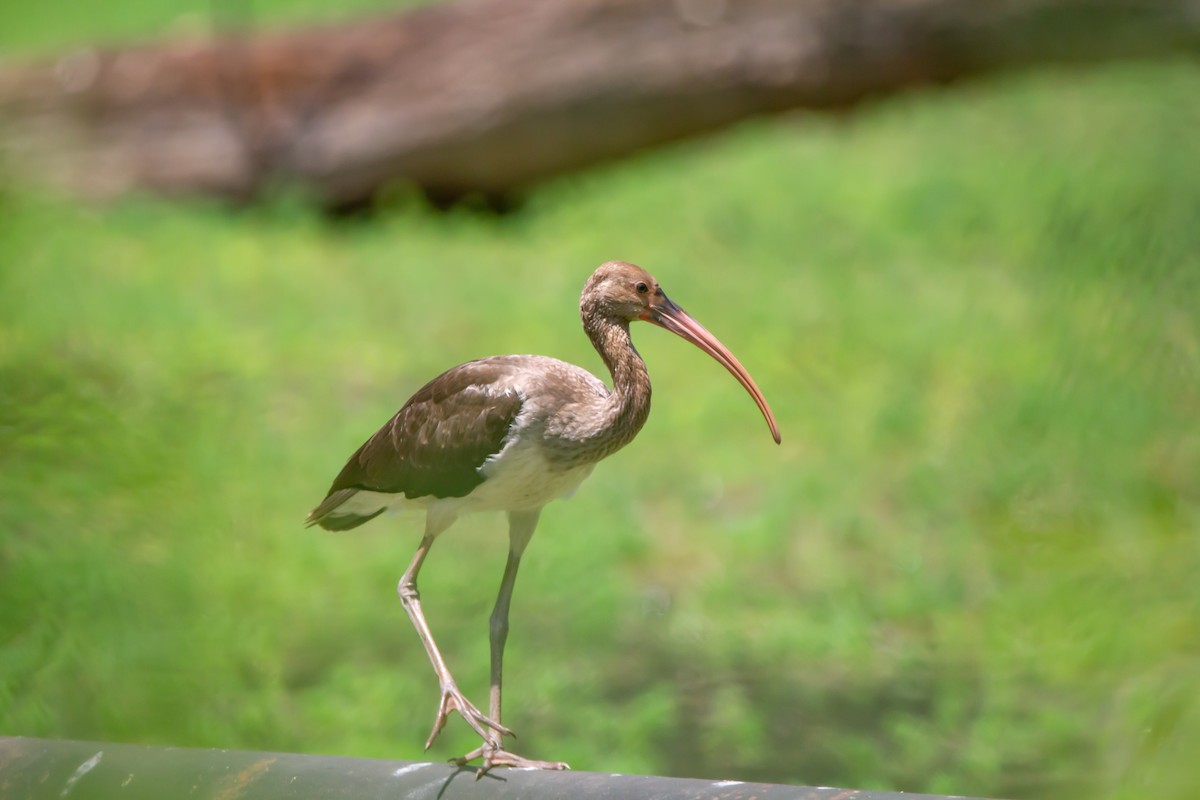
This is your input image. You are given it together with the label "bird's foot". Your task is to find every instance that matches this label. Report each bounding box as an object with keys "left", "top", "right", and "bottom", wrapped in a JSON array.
[
  {"left": 453, "top": 741, "right": 570, "bottom": 778},
  {"left": 426, "top": 684, "right": 513, "bottom": 750}
]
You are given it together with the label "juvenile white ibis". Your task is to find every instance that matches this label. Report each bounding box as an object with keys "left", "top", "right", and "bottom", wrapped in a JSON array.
[{"left": 307, "top": 260, "right": 779, "bottom": 773}]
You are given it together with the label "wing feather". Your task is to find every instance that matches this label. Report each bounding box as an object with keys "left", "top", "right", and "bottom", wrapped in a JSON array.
[{"left": 322, "top": 359, "right": 525, "bottom": 505}]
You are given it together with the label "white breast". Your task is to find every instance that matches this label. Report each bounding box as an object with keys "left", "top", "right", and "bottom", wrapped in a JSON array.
[{"left": 471, "top": 431, "right": 596, "bottom": 511}]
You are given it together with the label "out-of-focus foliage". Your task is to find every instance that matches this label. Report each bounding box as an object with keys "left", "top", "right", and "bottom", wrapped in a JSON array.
[
  {"left": 0, "top": 0, "right": 434, "bottom": 55},
  {"left": 1, "top": 5, "right": 1197, "bottom": 800}
]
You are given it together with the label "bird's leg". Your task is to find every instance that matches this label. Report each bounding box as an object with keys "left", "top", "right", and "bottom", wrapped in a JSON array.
[
  {"left": 454, "top": 508, "right": 569, "bottom": 775},
  {"left": 397, "top": 528, "right": 512, "bottom": 751}
]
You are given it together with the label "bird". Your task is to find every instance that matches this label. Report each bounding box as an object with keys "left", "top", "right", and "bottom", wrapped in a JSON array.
[{"left": 306, "top": 260, "right": 780, "bottom": 774}]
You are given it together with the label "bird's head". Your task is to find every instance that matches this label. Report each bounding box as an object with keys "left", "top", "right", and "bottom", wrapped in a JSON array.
[
  {"left": 581, "top": 261, "right": 781, "bottom": 444},
  {"left": 580, "top": 260, "right": 665, "bottom": 322}
]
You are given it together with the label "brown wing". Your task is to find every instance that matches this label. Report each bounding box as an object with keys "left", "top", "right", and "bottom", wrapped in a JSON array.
[{"left": 309, "top": 358, "right": 525, "bottom": 526}]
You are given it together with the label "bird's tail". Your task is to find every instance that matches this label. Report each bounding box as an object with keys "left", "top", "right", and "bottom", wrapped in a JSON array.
[{"left": 305, "top": 488, "right": 386, "bottom": 531}]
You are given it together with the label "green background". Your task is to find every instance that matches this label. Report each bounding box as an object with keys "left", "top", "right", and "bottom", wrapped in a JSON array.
[{"left": 2, "top": 4, "right": 1198, "bottom": 798}]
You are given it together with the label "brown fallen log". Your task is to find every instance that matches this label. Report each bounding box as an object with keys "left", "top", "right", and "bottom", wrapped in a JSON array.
[{"left": 0, "top": 0, "right": 1197, "bottom": 209}]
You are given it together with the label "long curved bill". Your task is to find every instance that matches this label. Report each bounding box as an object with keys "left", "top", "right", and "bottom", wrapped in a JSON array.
[{"left": 642, "top": 295, "right": 781, "bottom": 444}]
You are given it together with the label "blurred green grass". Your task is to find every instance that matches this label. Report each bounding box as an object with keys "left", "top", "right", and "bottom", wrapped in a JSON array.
[
  {"left": 1, "top": 6, "right": 1198, "bottom": 799},
  {"left": 0, "top": 0, "right": 431, "bottom": 55}
]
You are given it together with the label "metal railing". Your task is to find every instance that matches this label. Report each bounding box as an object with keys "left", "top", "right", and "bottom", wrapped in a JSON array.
[{"left": 1, "top": 736, "right": 983, "bottom": 800}]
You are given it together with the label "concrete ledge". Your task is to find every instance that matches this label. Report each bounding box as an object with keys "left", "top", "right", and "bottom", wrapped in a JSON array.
[{"left": 0, "top": 736, "right": 985, "bottom": 800}]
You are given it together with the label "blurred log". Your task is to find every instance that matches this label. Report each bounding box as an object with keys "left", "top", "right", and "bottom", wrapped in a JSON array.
[{"left": 0, "top": 0, "right": 1197, "bottom": 209}]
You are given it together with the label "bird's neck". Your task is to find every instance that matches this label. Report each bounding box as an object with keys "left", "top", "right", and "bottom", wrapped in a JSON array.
[{"left": 579, "top": 314, "right": 652, "bottom": 457}]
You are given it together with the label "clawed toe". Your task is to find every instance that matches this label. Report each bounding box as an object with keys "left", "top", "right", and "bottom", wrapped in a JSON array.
[
  {"left": 454, "top": 741, "right": 569, "bottom": 777},
  {"left": 426, "top": 685, "right": 513, "bottom": 750}
]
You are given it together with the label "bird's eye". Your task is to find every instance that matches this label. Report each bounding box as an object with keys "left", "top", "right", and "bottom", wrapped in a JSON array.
[{"left": 635, "top": 281, "right": 649, "bottom": 294}]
